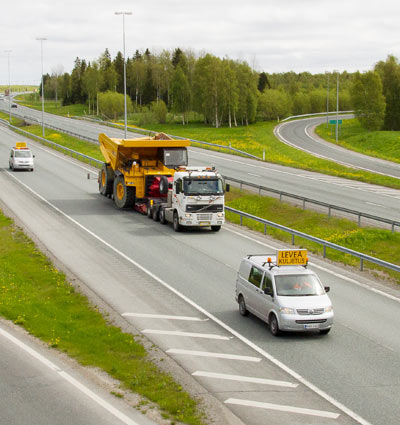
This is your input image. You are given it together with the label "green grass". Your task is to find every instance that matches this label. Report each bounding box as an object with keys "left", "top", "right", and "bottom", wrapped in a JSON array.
[
  {"left": 225, "top": 188, "right": 400, "bottom": 284},
  {"left": 315, "top": 118, "right": 400, "bottom": 164},
  {"left": 0, "top": 211, "right": 205, "bottom": 425},
  {"left": 0, "top": 85, "right": 37, "bottom": 93}
]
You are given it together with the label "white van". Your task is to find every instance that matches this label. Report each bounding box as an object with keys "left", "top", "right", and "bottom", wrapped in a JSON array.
[
  {"left": 9, "top": 142, "right": 35, "bottom": 171},
  {"left": 235, "top": 250, "right": 333, "bottom": 336}
]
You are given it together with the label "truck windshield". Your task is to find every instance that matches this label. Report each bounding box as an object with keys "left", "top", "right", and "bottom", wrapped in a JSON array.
[
  {"left": 183, "top": 178, "right": 224, "bottom": 195},
  {"left": 15, "top": 151, "right": 32, "bottom": 158},
  {"left": 275, "top": 274, "right": 324, "bottom": 296}
]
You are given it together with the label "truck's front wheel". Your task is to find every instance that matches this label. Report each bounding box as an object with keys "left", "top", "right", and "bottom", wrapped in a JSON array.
[
  {"left": 173, "top": 211, "right": 181, "bottom": 232},
  {"left": 113, "top": 176, "right": 135, "bottom": 209},
  {"left": 211, "top": 225, "right": 221, "bottom": 232}
]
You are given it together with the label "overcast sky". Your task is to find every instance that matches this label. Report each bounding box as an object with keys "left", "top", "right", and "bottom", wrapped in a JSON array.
[{"left": 1, "top": 0, "right": 399, "bottom": 85}]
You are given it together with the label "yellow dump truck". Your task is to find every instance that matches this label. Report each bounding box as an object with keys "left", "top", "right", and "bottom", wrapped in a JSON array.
[{"left": 98, "top": 132, "right": 226, "bottom": 232}]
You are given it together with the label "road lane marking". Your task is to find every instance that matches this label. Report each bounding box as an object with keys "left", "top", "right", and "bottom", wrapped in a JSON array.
[
  {"left": 365, "top": 201, "right": 384, "bottom": 207},
  {"left": 192, "top": 371, "right": 298, "bottom": 388},
  {"left": 225, "top": 398, "right": 340, "bottom": 419},
  {"left": 166, "top": 349, "right": 261, "bottom": 362},
  {"left": 247, "top": 173, "right": 261, "bottom": 177},
  {"left": 0, "top": 326, "right": 140, "bottom": 425},
  {"left": 4, "top": 172, "right": 372, "bottom": 425},
  {"left": 142, "top": 330, "right": 232, "bottom": 340},
  {"left": 122, "top": 313, "right": 208, "bottom": 321}
]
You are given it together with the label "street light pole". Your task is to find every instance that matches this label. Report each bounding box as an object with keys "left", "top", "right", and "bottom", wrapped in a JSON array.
[
  {"left": 4, "top": 50, "right": 12, "bottom": 123},
  {"left": 336, "top": 71, "right": 339, "bottom": 143},
  {"left": 37, "top": 37, "right": 47, "bottom": 137},
  {"left": 325, "top": 71, "right": 329, "bottom": 128},
  {"left": 115, "top": 11, "right": 132, "bottom": 139}
]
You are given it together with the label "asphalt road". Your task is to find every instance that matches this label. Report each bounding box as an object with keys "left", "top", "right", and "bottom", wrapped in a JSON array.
[
  {"left": 2, "top": 101, "right": 400, "bottom": 225},
  {"left": 0, "top": 319, "right": 157, "bottom": 425},
  {"left": 1, "top": 124, "right": 400, "bottom": 425},
  {"left": 275, "top": 116, "right": 400, "bottom": 179}
]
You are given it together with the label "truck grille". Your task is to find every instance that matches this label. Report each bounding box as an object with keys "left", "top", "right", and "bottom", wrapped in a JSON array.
[
  {"left": 296, "top": 308, "right": 324, "bottom": 315},
  {"left": 197, "top": 214, "right": 213, "bottom": 221},
  {"left": 295, "top": 319, "right": 327, "bottom": 324},
  {"left": 186, "top": 204, "right": 223, "bottom": 212}
]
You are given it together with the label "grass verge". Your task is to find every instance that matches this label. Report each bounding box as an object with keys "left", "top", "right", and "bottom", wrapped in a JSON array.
[
  {"left": 226, "top": 188, "right": 400, "bottom": 284},
  {"left": 0, "top": 210, "right": 205, "bottom": 425},
  {"left": 315, "top": 118, "right": 400, "bottom": 164}
]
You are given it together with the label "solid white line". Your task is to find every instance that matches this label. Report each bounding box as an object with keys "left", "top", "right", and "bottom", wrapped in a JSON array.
[
  {"left": 166, "top": 349, "right": 261, "bottom": 362},
  {"left": 122, "top": 313, "right": 208, "bottom": 321},
  {"left": 142, "top": 330, "right": 231, "bottom": 340},
  {"left": 58, "top": 371, "right": 139, "bottom": 425},
  {"left": 0, "top": 326, "right": 139, "bottom": 425},
  {"left": 224, "top": 226, "right": 400, "bottom": 305},
  {"left": 0, "top": 326, "right": 61, "bottom": 372},
  {"left": 225, "top": 398, "right": 340, "bottom": 419},
  {"left": 248, "top": 173, "right": 261, "bottom": 177},
  {"left": 365, "top": 201, "right": 384, "bottom": 207},
  {"left": 192, "top": 371, "right": 298, "bottom": 388},
  {"left": 4, "top": 171, "right": 372, "bottom": 425}
]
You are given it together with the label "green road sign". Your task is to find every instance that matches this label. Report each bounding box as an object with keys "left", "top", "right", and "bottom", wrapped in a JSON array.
[{"left": 329, "top": 119, "right": 342, "bottom": 124}]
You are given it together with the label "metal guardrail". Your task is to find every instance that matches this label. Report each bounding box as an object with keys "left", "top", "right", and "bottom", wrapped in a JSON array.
[
  {"left": 1, "top": 116, "right": 398, "bottom": 275},
  {"left": 281, "top": 111, "right": 354, "bottom": 122},
  {"left": 225, "top": 207, "right": 400, "bottom": 273},
  {"left": 223, "top": 176, "right": 400, "bottom": 233}
]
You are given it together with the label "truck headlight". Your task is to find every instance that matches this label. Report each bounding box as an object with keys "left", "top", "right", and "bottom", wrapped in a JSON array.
[
  {"left": 279, "top": 307, "right": 296, "bottom": 315},
  {"left": 185, "top": 213, "right": 192, "bottom": 218},
  {"left": 217, "top": 212, "right": 224, "bottom": 217}
]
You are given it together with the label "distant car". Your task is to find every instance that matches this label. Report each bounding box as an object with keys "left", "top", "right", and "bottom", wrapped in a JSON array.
[
  {"left": 9, "top": 143, "right": 35, "bottom": 171},
  {"left": 11, "top": 103, "right": 17, "bottom": 108}
]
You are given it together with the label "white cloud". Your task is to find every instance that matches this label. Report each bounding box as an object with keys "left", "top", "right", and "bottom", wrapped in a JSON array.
[{"left": 1, "top": 0, "right": 399, "bottom": 85}]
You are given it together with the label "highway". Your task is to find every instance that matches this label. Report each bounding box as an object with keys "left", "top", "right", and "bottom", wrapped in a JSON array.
[
  {"left": 0, "top": 319, "right": 157, "bottom": 425},
  {"left": 1, "top": 123, "right": 400, "bottom": 425},
  {"left": 2, "top": 101, "right": 400, "bottom": 225}
]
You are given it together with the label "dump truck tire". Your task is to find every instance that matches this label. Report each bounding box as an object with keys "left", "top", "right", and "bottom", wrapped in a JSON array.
[
  {"left": 99, "top": 164, "right": 114, "bottom": 196},
  {"left": 113, "top": 175, "right": 135, "bottom": 209}
]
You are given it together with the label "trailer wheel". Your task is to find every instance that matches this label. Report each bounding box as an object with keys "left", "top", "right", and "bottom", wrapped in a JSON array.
[
  {"left": 113, "top": 175, "right": 135, "bottom": 209},
  {"left": 159, "top": 208, "right": 167, "bottom": 224},
  {"left": 147, "top": 204, "right": 152, "bottom": 218},
  {"left": 173, "top": 211, "right": 181, "bottom": 232},
  {"left": 211, "top": 225, "right": 221, "bottom": 232},
  {"left": 99, "top": 164, "right": 114, "bottom": 196}
]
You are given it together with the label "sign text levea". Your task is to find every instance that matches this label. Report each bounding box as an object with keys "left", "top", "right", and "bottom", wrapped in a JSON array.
[{"left": 277, "top": 249, "right": 308, "bottom": 266}]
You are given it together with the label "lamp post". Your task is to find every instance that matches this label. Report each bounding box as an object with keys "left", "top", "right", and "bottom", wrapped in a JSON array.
[
  {"left": 4, "top": 50, "right": 12, "bottom": 123},
  {"left": 36, "top": 37, "right": 47, "bottom": 137},
  {"left": 325, "top": 71, "right": 329, "bottom": 128},
  {"left": 335, "top": 71, "right": 339, "bottom": 143},
  {"left": 115, "top": 11, "right": 132, "bottom": 139}
]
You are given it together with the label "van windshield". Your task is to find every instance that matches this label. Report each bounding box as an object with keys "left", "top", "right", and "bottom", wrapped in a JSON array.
[
  {"left": 15, "top": 150, "right": 32, "bottom": 158},
  {"left": 275, "top": 274, "right": 324, "bottom": 296}
]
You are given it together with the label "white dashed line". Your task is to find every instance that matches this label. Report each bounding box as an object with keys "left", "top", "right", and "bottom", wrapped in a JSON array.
[
  {"left": 225, "top": 398, "right": 340, "bottom": 419},
  {"left": 142, "top": 330, "right": 232, "bottom": 340},
  {"left": 122, "top": 313, "right": 208, "bottom": 321},
  {"left": 166, "top": 349, "right": 261, "bottom": 362},
  {"left": 192, "top": 371, "right": 298, "bottom": 388}
]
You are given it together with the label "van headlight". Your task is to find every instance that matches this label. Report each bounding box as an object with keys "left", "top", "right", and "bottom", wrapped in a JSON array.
[
  {"left": 324, "top": 306, "right": 333, "bottom": 313},
  {"left": 279, "top": 307, "right": 296, "bottom": 315}
]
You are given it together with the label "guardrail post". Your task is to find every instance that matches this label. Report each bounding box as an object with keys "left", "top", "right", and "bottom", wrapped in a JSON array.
[
  {"left": 240, "top": 215, "right": 243, "bottom": 226},
  {"left": 360, "top": 258, "right": 364, "bottom": 271},
  {"left": 392, "top": 223, "right": 395, "bottom": 233},
  {"left": 358, "top": 213, "right": 361, "bottom": 227},
  {"left": 240, "top": 182, "right": 243, "bottom": 192},
  {"left": 302, "top": 199, "right": 305, "bottom": 210},
  {"left": 259, "top": 186, "right": 261, "bottom": 196},
  {"left": 323, "top": 246, "right": 326, "bottom": 258},
  {"left": 279, "top": 193, "right": 282, "bottom": 202},
  {"left": 291, "top": 234, "right": 295, "bottom": 245},
  {"left": 264, "top": 224, "right": 267, "bottom": 235},
  {"left": 328, "top": 206, "right": 331, "bottom": 218},
  {"left": 263, "top": 150, "right": 265, "bottom": 161}
]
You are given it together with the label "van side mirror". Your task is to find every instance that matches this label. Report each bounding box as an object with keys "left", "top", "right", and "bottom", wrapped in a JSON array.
[
  {"left": 324, "top": 286, "right": 330, "bottom": 293},
  {"left": 264, "top": 287, "right": 273, "bottom": 296},
  {"left": 225, "top": 183, "right": 230, "bottom": 192}
]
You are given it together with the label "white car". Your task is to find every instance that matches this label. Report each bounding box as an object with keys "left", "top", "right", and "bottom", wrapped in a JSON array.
[
  {"left": 235, "top": 250, "right": 334, "bottom": 336},
  {"left": 9, "top": 144, "right": 35, "bottom": 171}
]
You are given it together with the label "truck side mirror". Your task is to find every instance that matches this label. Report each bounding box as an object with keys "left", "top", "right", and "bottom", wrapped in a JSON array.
[
  {"left": 225, "top": 183, "right": 230, "bottom": 193},
  {"left": 324, "top": 286, "right": 330, "bottom": 293}
]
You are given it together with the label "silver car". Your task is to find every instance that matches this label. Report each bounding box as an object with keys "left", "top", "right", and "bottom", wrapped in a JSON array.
[
  {"left": 9, "top": 147, "right": 35, "bottom": 171},
  {"left": 235, "top": 253, "right": 334, "bottom": 336}
]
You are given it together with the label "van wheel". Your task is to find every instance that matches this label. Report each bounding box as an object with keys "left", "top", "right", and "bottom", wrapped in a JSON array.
[
  {"left": 320, "top": 328, "right": 331, "bottom": 335},
  {"left": 269, "top": 314, "right": 281, "bottom": 336},
  {"left": 238, "top": 296, "right": 249, "bottom": 316},
  {"left": 211, "top": 225, "right": 221, "bottom": 232},
  {"left": 173, "top": 212, "right": 181, "bottom": 232},
  {"left": 159, "top": 208, "right": 167, "bottom": 224}
]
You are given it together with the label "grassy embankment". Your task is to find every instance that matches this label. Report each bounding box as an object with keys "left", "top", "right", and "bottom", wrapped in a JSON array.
[
  {"left": 0, "top": 85, "right": 37, "bottom": 93},
  {"left": 2, "top": 111, "right": 399, "bottom": 283},
  {"left": 315, "top": 118, "right": 400, "bottom": 164},
  {"left": 0, "top": 213, "right": 205, "bottom": 425}
]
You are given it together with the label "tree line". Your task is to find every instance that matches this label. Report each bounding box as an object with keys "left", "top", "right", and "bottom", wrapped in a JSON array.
[{"left": 41, "top": 47, "right": 389, "bottom": 128}]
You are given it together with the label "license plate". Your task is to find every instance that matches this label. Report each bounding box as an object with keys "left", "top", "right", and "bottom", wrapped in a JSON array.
[
  {"left": 199, "top": 221, "right": 210, "bottom": 226},
  {"left": 304, "top": 324, "right": 319, "bottom": 329}
]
